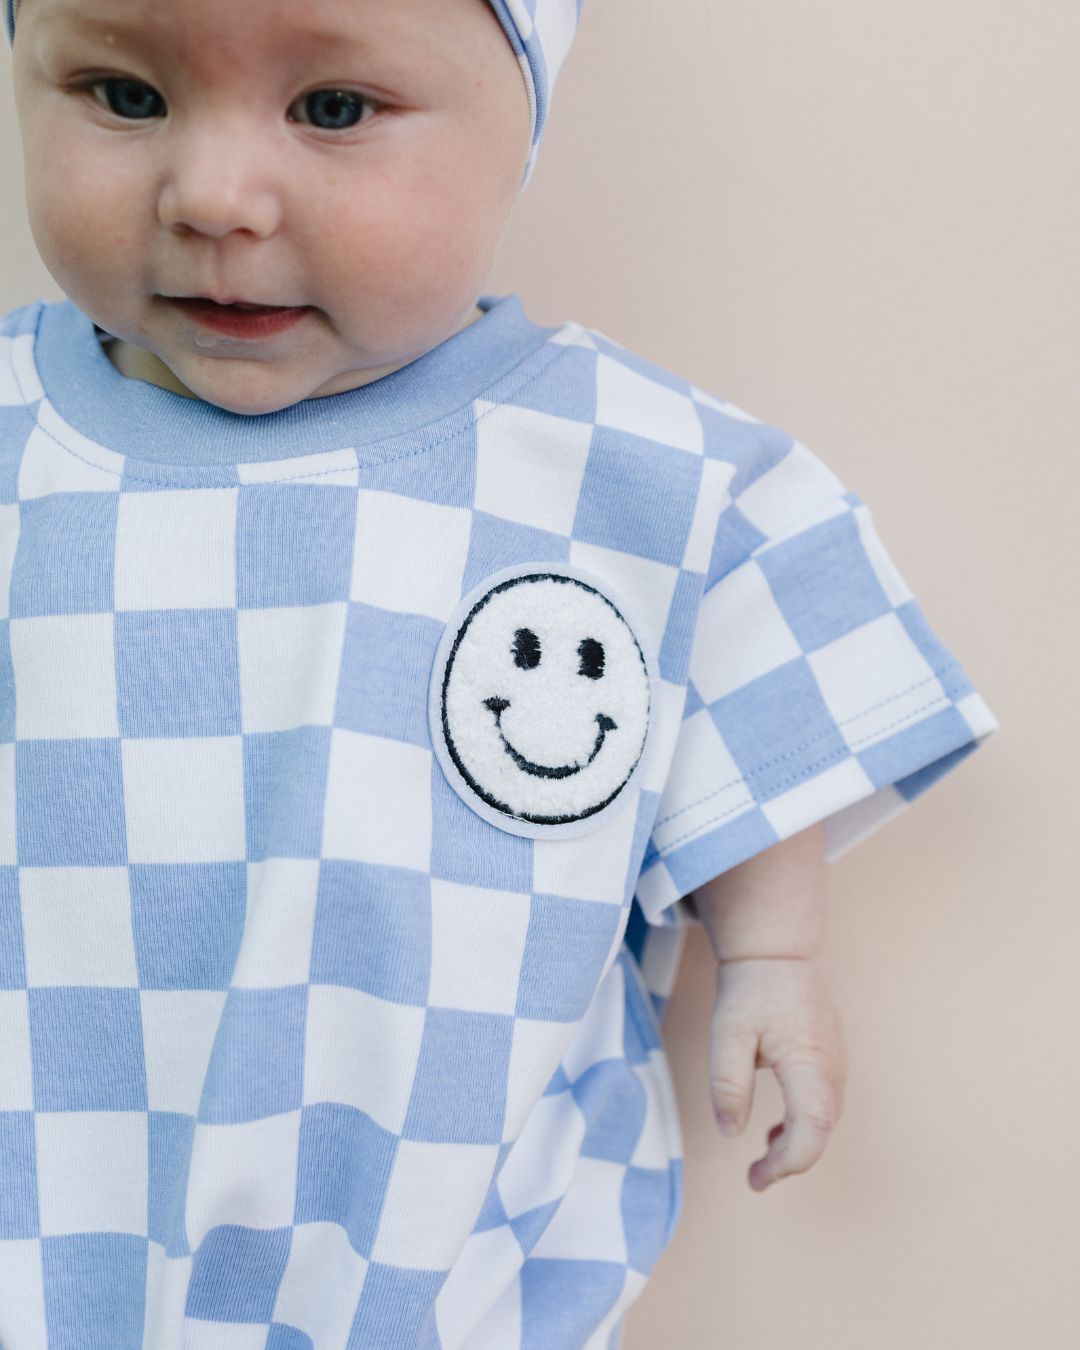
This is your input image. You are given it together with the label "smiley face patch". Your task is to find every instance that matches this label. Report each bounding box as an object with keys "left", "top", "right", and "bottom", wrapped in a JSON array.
[{"left": 429, "top": 563, "right": 654, "bottom": 838}]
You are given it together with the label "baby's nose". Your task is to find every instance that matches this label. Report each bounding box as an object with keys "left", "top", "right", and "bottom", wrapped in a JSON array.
[{"left": 157, "top": 129, "right": 283, "bottom": 241}]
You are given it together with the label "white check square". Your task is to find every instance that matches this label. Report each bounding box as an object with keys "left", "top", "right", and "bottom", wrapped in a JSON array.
[
  {"left": 807, "top": 611, "right": 946, "bottom": 751},
  {"left": 568, "top": 540, "right": 678, "bottom": 659},
  {"left": 11, "top": 613, "right": 119, "bottom": 739},
  {"left": 17, "top": 420, "right": 122, "bottom": 501},
  {"left": 371, "top": 1139, "right": 500, "bottom": 1269},
  {"left": 681, "top": 456, "right": 735, "bottom": 574},
  {"left": 429, "top": 880, "right": 531, "bottom": 1015},
  {"left": 529, "top": 1155, "right": 628, "bottom": 1263},
  {"left": 351, "top": 490, "right": 471, "bottom": 621},
  {"left": 497, "top": 1089, "right": 586, "bottom": 1219},
  {"left": 237, "top": 602, "right": 348, "bottom": 733},
  {"left": 303, "top": 984, "right": 426, "bottom": 1135},
  {"left": 322, "top": 729, "right": 432, "bottom": 872},
  {"left": 122, "top": 737, "right": 246, "bottom": 863},
  {"left": 475, "top": 401, "right": 592, "bottom": 536},
  {"left": 115, "top": 489, "right": 238, "bottom": 610},
  {"left": 732, "top": 441, "right": 845, "bottom": 541},
  {"left": 649, "top": 708, "right": 755, "bottom": 860},
  {"left": 0, "top": 991, "right": 33, "bottom": 1110},
  {"left": 595, "top": 355, "right": 703, "bottom": 455},
  {"left": 272, "top": 1221, "right": 369, "bottom": 1348},
  {"left": 141, "top": 990, "right": 228, "bottom": 1116},
  {"left": 185, "top": 1111, "right": 302, "bottom": 1251},
  {"left": 689, "top": 559, "right": 803, "bottom": 704},
  {"left": 36, "top": 1111, "right": 148, "bottom": 1236},
  {"left": 231, "top": 859, "right": 320, "bottom": 989},
  {"left": 19, "top": 866, "right": 137, "bottom": 987}
]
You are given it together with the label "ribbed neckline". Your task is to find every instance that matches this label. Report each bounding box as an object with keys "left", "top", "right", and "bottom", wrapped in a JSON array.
[{"left": 31, "top": 293, "right": 561, "bottom": 470}]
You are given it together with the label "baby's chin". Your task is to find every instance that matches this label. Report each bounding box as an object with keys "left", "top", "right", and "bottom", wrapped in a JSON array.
[{"left": 114, "top": 341, "right": 375, "bottom": 415}]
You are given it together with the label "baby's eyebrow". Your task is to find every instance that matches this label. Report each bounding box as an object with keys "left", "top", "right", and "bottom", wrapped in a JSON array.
[
  {"left": 38, "top": 6, "right": 170, "bottom": 43},
  {"left": 40, "top": 5, "right": 374, "bottom": 54}
]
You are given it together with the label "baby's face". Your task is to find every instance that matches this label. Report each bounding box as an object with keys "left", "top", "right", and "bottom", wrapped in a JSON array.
[{"left": 11, "top": 0, "right": 532, "bottom": 413}]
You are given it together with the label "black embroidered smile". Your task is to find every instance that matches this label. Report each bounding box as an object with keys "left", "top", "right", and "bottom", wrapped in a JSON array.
[{"left": 483, "top": 697, "right": 617, "bottom": 779}]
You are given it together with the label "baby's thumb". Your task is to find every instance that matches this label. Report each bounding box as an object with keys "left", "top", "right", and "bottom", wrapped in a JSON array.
[{"left": 709, "top": 1020, "right": 757, "bottom": 1136}]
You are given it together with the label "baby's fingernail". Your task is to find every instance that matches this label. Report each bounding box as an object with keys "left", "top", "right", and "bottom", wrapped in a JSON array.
[{"left": 717, "top": 1113, "right": 739, "bottom": 1135}]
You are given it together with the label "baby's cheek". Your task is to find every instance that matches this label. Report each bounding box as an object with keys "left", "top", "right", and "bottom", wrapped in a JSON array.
[
  {"left": 313, "top": 176, "right": 500, "bottom": 351},
  {"left": 23, "top": 134, "right": 139, "bottom": 287}
]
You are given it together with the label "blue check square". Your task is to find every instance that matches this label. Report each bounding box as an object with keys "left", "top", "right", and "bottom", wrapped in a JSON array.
[
  {"left": 310, "top": 861, "right": 431, "bottom": 1006},
  {"left": 757, "top": 509, "right": 891, "bottom": 652},
  {"left": 348, "top": 1265, "right": 449, "bottom": 1347},
  {"left": 335, "top": 604, "right": 442, "bottom": 747},
  {"left": 0, "top": 1111, "right": 39, "bottom": 1238},
  {"left": 244, "top": 726, "right": 331, "bottom": 861},
  {"left": 116, "top": 608, "right": 242, "bottom": 738},
  {"left": 148, "top": 1111, "right": 194, "bottom": 1254},
  {"left": 403, "top": 1008, "right": 513, "bottom": 1144},
  {"left": 29, "top": 986, "right": 147, "bottom": 1112},
  {"left": 0, "top": 865, "right": 26, "bottom": 989},
  {"left": 42, "top": 1234, "right": 148, "bottom": 1346},
  {"left": 237, "top": 483, "right": 355, "bottom": 609},
  {"left": 573, "top": 428, "right": 700, "bottom": 567},
  {"left": 198, "top": 985, "right": 307, "bottom": 1124},
  {"left": 186, "top": 1224, "right": 291, "bottom": 1322},
  {"left": 8, "top": 494, "right": 118, "bottom": 618},
  {"left": 575, "top": 1062, "right": 646, "bottom": 1165},
  {"left": 516, "top": 896, "right": 622, "bottom": 1022},
  {"left": 295, "top": 1103, "right": 398, "bottom": 1258},
  {"left": 16, "top": 739, "right": 127, "bottom": 866},
  {"left": 463, "top": 512, "right": 569, "bottom": 596},
  {"left": 708, "top": 659, "right": 848, "bottom": 801},
  {"left": 430, "top": 767, "right": 533, "bottom": 893},
  {"left": 131, "top": 863, "right": 246, "bottom": 990}
]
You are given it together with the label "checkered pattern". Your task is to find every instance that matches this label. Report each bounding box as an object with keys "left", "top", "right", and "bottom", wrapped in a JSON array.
[
  {"left": 0, "top": 295, "right": 997, "bottom": 1348},
  {"left": 485, "top": 0, "right": 585, "bottom": 189}
]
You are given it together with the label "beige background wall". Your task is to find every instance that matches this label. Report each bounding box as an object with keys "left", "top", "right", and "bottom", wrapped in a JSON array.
[{"left": 2, "top": 0, "right": 1077, "bottom": 1345}]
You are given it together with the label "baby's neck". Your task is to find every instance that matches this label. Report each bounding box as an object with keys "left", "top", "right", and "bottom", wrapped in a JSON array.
[
  {"left": 101, "top": 305, "right": 487, "bottom": 401},
  {"left": 104, "top": 337, "right": 199, "bottom": 398}
]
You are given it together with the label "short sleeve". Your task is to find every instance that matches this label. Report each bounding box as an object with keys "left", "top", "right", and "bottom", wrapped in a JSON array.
[{"left": 633, "top": 430, "right": 999, "bottom": 929}]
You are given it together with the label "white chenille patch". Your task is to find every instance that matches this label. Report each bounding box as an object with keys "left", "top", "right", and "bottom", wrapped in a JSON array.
[{"left": 430, "top": 564, "right": 654, "bottom": 838}]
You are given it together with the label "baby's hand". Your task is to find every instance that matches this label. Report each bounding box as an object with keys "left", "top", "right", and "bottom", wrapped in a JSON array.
[{"left": 709, "top": 957, "right": 847, "bottom": 1192}]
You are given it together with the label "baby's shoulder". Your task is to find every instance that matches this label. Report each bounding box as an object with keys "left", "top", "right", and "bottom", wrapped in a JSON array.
[
  {"left": 524, "top": 315, "right": 861, "bottom": 565},
  {"left": 0, "top": 299, "right": 46, "bottom": 421},
  {"left": 532, "top": 315, "right": 798, "bottom": 484},
  {"left": 0, "top": 299, "right": 41, "bottom": 342}
]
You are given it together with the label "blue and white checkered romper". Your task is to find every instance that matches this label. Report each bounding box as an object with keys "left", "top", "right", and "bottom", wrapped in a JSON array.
[{"left": 0, "top": 293, "right": 998, "bottom": 1349}]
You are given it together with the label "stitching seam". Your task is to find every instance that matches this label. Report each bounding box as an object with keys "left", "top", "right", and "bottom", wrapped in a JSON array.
[
  {"left": 655, "top": 685, "right": 965, "bottom": 855},
  {"left": 10, "top": 303, "right": 580, "bottom": 485},
  {"left": 654, "top": 662, "right": 963, "bottom": 831}
]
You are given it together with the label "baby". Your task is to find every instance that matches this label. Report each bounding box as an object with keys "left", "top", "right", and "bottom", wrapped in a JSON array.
[{"left": 0, "top": 0, "right": 999, "bottom": 1346}]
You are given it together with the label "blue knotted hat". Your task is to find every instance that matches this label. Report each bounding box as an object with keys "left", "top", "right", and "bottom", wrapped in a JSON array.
[{"left": 5, "top": 0, "right": 582, "bottom": 188}]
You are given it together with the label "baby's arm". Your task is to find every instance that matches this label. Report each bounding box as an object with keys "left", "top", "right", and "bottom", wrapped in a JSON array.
[{"left": 690, "top": 822, "right": 848, "bottom": 1191}]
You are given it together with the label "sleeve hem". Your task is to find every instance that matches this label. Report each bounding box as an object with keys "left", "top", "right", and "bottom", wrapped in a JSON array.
[{"left": 634, "top": 688, "right": 998, "bottom": 926}]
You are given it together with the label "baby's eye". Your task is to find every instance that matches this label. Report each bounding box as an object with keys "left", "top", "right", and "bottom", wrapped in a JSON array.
[
  {"left": 86, "top": 76, "right": 165, "bottom": 121},
  {"left": 289, "top": 89, "right": 378, "bottom": 132}
]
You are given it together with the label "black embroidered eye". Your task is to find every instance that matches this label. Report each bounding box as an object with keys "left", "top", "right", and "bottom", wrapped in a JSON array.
[
  {"left": 577, "top": 637, "right": 605, "bottom": 680},
  {"left": 513, "top": 628, "right": 542, "bottom": 670}
]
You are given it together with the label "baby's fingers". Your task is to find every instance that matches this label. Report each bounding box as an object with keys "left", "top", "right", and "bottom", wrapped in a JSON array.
[
  {"left": 709, "top": 1017, "right": 758, "bottom": 1136},
  {"left": 749, "top": 1060, "right": 839, "bottom": 1191}
]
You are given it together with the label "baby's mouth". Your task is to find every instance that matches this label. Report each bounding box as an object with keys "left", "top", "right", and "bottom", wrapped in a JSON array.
[
  {"left": 483, "top": 697, "right": 616, "bottom": 779},
  {"left": 164, "top": 296, "right": 313, "bottom": 339}
]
